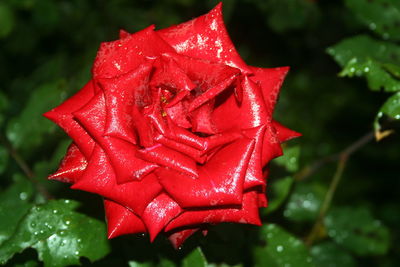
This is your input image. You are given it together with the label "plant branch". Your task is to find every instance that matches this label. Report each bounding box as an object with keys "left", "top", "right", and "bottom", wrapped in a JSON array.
[
  {"left": 303, "top": 131, "right": 375, "bottom": 246},
  {"left": 294, "top": 131, "right": 375, "bottom": 181},
  {"left": 0, "top": 134, "right": 52, "bottom": 200}
]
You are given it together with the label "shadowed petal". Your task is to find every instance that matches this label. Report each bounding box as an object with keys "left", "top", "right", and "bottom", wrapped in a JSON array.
[{"left": 49, "top": 143, "right": 87, "bottom": 184}]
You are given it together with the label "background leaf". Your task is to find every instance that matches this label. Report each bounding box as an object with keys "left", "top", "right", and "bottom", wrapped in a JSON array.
[
  {"left": 0, "top": 199, "right": 110, "bottom": 267},
  {"left": 324, "top": 206, "right": 390, "bottom": 256}
]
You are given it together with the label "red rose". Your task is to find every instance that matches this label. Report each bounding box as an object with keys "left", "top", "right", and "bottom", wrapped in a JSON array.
[{"left": 44, "top": 3, "right": 299, "bottom": 248}]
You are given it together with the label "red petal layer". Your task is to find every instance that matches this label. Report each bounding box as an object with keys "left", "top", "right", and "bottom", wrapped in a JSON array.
[
  {"left": 157, "top": 138, "right": 255, "bottom": 208},
  {"left": 72, "top": 145, "right": 162, "bottom": 215},
  {"left": 158, "top": 3, "right": 251, "bottom": 73},
  {"left": 142, "top": 193, "right": 183, "bottom": 241},
  {"left": 49, "top": 143, "right": 87, "bottom": 184},
  {"left": 43, "top": 81, "right": 95, "bottom": 157},
  {"left": 165, "top": 191, "right": 261, "bottom": 231},
  {"left": 104, "top": 199, "right": 146, "bottom": 239}
]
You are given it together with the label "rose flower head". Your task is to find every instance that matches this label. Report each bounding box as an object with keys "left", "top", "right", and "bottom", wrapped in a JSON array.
[{"left": 44, "top": 3, "right": 299, "bottom": 248}]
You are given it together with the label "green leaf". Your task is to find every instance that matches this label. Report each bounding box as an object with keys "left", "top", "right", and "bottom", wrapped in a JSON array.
[
  {"left": 6, "top": 81, "right": 67, "bottom": 153},
  {"left": 377, "top": 92, "right": 400, "bottom": 121},
  {"left": 325, "top": 206, "right": 390, "bottom": 256},
  {"left": 274, "top": 145, "right": 300, "bottom": 173},
  {"left": 128, "top": 261, "right": 153, "bottom": 267},
  {"left": 0, "top": 199, "right": 110, "bottom": 267},
  {"left": 345, "top": 0, "right": 400, "bottom": 41},
  {"left": 327, "top": 35, "right": 400, "bottom": 92},
  {"left": 253, "top": 224, "right": 313, "bottom": 267},
  {"left": 182, "top": 247, "right": 207, "bottom": 267},
  {"left": 265, "top": 176, "right": 294, "bottom": 214},
  {"left": 0, "top": 177, "right": 34, "bottom": 245},
  {"left": 284, "top": 183, "right": 326, "bottom": 222},
  {"left": 311, "top": 241, "right": 356, "bottom": 267},
  {"left": 0, "top": 3, "right": 15, "bottom": 38}
]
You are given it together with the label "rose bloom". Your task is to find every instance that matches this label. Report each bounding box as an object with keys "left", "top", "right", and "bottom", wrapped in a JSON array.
[{"left": 44, "top": 3, "right": 299, "bottom": 248}]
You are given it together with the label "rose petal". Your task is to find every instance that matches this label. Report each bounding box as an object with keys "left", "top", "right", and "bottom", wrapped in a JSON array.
[
  {"left": 49, "top": 143, "right": 87, "bottom": 184},
  {"left": 261, "top": 125, "right": 284, "bottom": 165},
  {"left": 93, "top": 25, "right": 174, "bottom": 79},
  {"left": 242, "top": 125, "right": 267, "bottom": 190},
  {"left": 142, "top": 193, "right": 183, "bottom": 241},
  {"left": 165, "top": 191, "right": 261, "bottom": 231},
  {"left": 212, "top": 76, "right": 269, "bottom": 132},
  {"left": 272, "top": 120, "right": 301, "bottom": 143},
  {"left": 72, "top": 145, "right": 162, "bottom": 215},
  {"left": 167, "top": 228, "right": 199, "bottom": 249},
  {"left": 136, "top": 144, "right": 198, "bottom": 178},
  {"left": 157, "top": 137, "right": 255, "bottom": 208},
  {"left": 104, "top": 199, "right": 146, "bottom": 239},
  {"left": 249, "top": 66, "right": 289, "bottom": 114},
  {"left": 73, "top": 92, "right": 157, "bottom": 183},
  {"left": 158, "top": 3, "right": 251, "bottom": 73},
  {"left": 98, "top": 62, "right": 153, "bottom": 145},
  {"left": 43, "top": 80, "right": 95, "bottom": 158},
  {"left": 188, "top": 72, "right": 238, "bottom": 112}
]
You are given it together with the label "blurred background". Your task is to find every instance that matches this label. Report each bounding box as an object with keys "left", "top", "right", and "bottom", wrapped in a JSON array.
[{"left": 0, "top": 0, "right": 399, "bottom": 266}]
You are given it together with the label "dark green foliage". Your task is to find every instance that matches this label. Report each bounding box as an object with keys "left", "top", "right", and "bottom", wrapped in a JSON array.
[{"left": 0, "top": 0, "right": 399, "bottom": 266}]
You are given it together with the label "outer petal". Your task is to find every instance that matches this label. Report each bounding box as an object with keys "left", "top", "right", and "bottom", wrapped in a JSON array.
[
  {"left": 104, "top": 199, "right": 146, "bottom": 239},
  {"left": 71, "top": 145, "right": 162, "bottom": 216},
  {"left": 93, "top": 25, "right": 175, "bottom": 79},
  {"left": 167, "top": 228, "right": 199, "bottom": 249},
  {"left": 157, "top": 138, "right": 255, "bottom": 208},
  {"left": 158, "top": 3, "right": 251, "bottom": 73},
  {"left": 272, "top": 120, "right": 301, "bottom": 143},
  {"left": 165, "top": 191, "right": 261, "bottom": 231},
  {"left": 43, "top": 81, "right": 95, "bottom": 157},
  {"left": 49, "top": 143, "right": 87, "bottom": 184},
  {"left": 142, "top": 193, "right": 183, "bottom": 241},
  {"left": 249, "top": 66, "right": 289, "bottom": 115}
]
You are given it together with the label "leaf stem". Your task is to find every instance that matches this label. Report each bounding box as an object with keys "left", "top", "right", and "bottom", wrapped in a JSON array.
[
  {"left": 0, "top": 134, "right": 52, "bottom": 200},
  {"left": 303, "top": 131, "right": 374, "bottom": 246}
]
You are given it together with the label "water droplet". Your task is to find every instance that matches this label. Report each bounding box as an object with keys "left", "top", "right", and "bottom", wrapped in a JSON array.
[
  {"left": 74, "top": 251, "right": 79, "bottom": 256},
  {"left": 77, "top": 238, "right": 82, "bottom": 243},
  {"left": 276, "top": 245, "right": 284, "bottom": 252},
  {"left": 369, "top": 23, "right": 376, "bottom": 30},
  {"left": 19, "top": 192, "right": 28, "bottom": 200},
  {"left": 395, "top": 114, "right": 400, "bottom": 119},
  {"left": 30, "top": 222, "right": 36, "bottom": 228},
  {"left": 53, "top": 209, "right": 58, "bottom": 214},
  {"left": 34, "top": 231, "right": 39, "bottom": 235},
  {"left": 349, "top": 67, "right": 355, "bottom": 73},
  {"left": 65, "top": 220, "right": 71, "bottom": 225},
  {"left": 364, "top": 67, "right": 370, "bottom": 72}
]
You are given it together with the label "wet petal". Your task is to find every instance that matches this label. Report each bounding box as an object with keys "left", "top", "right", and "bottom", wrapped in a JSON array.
[
  {"left": 157, "top": 138, "right": 255, "bottom": 207},
  {"left": 49, "top": 143, "right": 87, "bottom": 184},
  {"left": 158, "top": 3, "right": 251, "bottom": 73},
  {"left": 104, "top": 199, "right": 146, "bottom": 239},
  {"left": 142, "top": 193, "right": 182, "bottom": 241},
  {"left": 137, "top": 144, "right": 198, "bottom": 178},
  {"left": 43, "top": 80, "right": 95, "bottom": 157},
  {"left": 93, "top": 26, "right": 174, "bottom": 79},
  {"left": 73, "top": 92, "right": 157, "bottom": 183},
  {"left": 72, "top": 146, "right": 162, "bottom": 216},
  {"left": 272, "top": 120, "right": 301, "bottom": 143},
  {"left": 98, "top": 62, "right": 153, "bottom": 145},
  {"left": 165, "top": 191, "right": 261, "bottom": 231}
]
